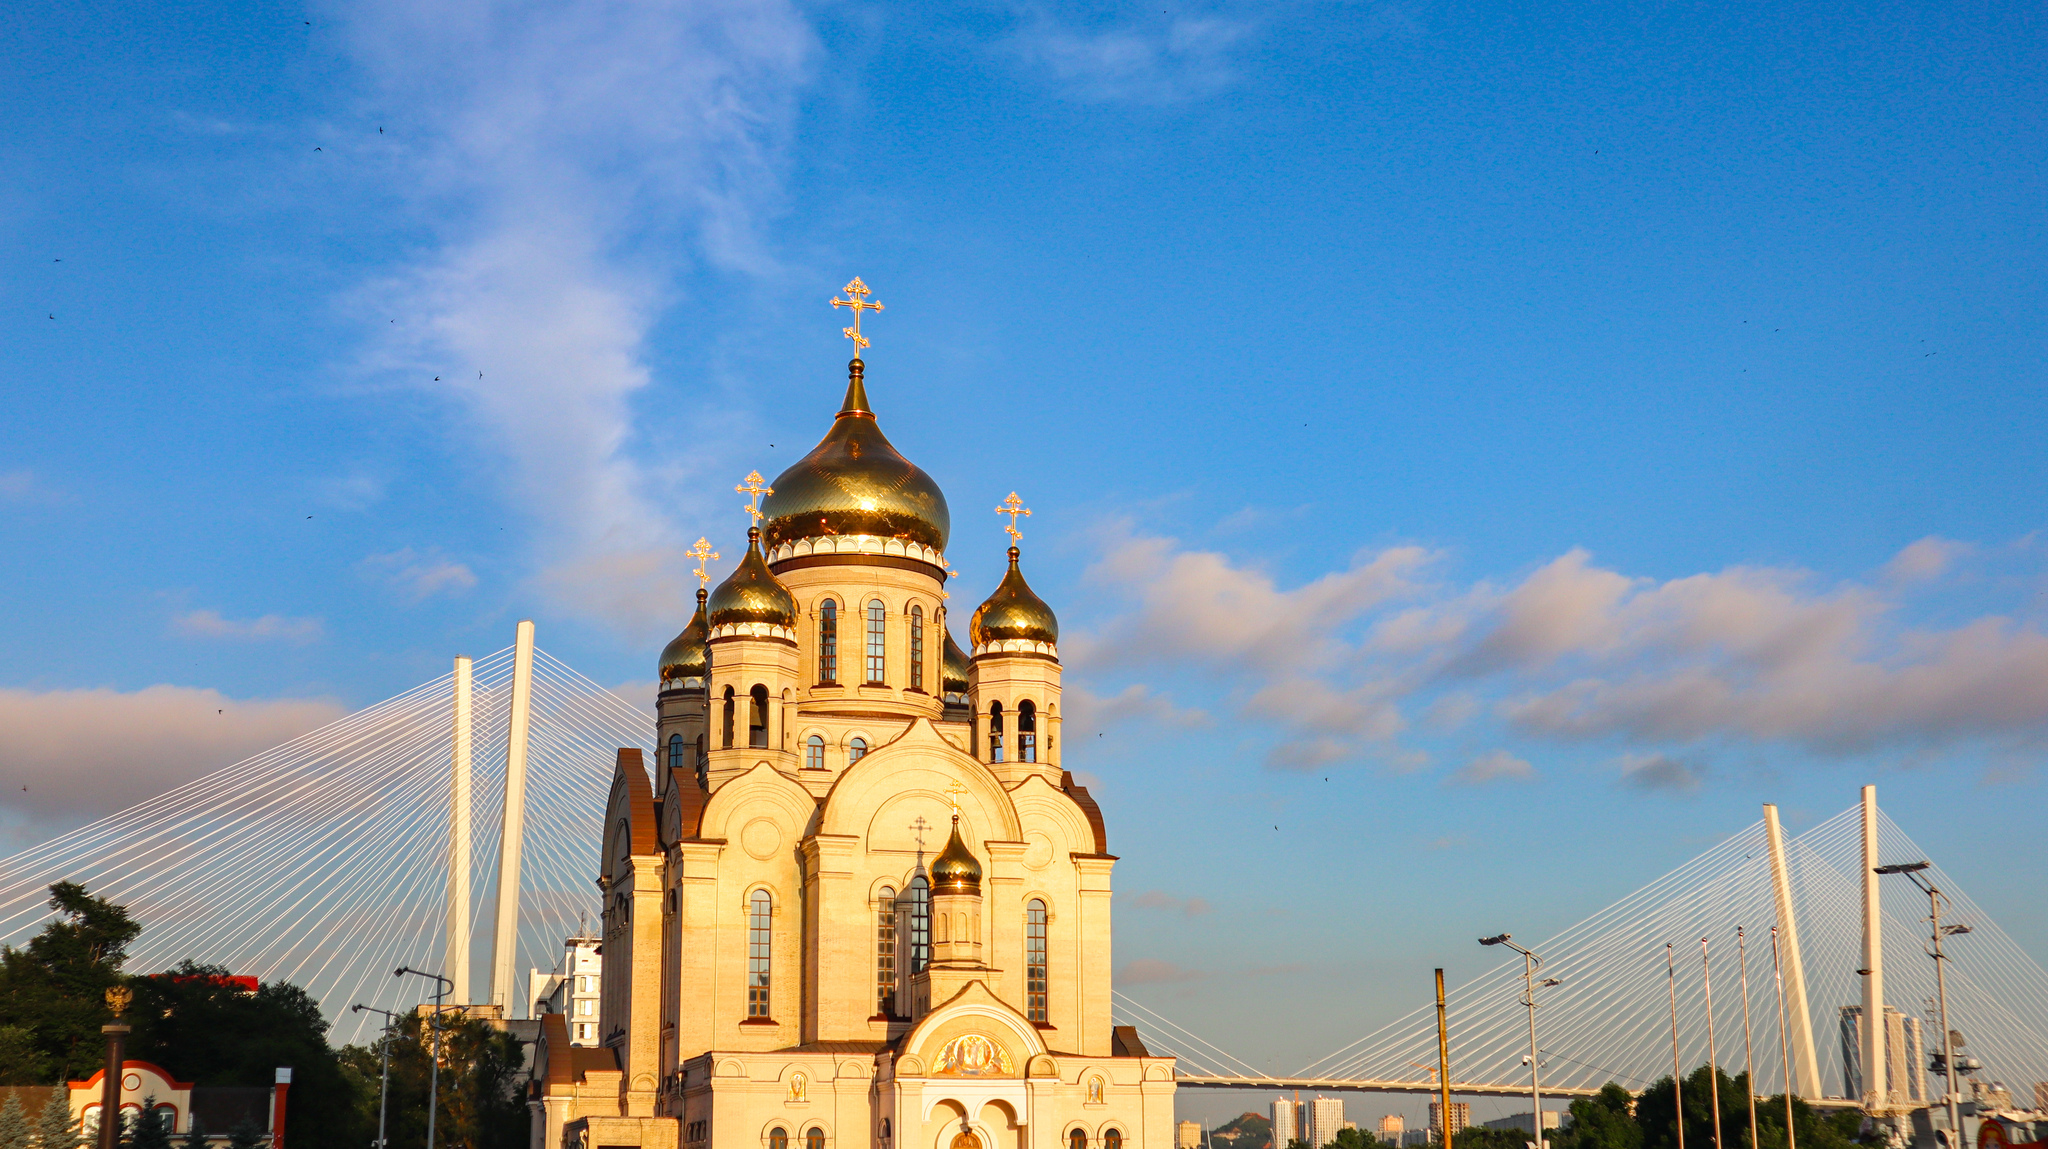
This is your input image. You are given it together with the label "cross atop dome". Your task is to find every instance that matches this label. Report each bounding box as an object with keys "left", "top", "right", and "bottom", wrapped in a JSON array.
[
  {"left": 736, "top": 470, "right": 773, "bottom": 526},
  {"left": 995, "top": 492, "right": 1031, "bottom": 545},
  {"left": 831, "top": 276, "right": 883, "bottom": 359},
  {"left": 686, "top": 537, "right": 720, "bottom": 590}
]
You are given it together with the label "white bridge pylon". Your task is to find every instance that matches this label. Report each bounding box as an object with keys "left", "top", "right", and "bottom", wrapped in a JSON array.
[
  {"left": 1119, "top": 800, "right": 2048, "bottom": 1102},
  {"left": 0, "top": 642, "right": 650, "bottom": 1046}
]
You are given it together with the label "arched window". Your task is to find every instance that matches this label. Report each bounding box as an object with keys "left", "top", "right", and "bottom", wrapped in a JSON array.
[
  {"left": 747, "top": 890, "right": 773, "bottom": 1017},
  {"left": 748, "top": 684, "right": 769, "bottom": 749},
  {"left": 1104, "top": 1132, "right": 1123, "bottom": 1149},
  {"left": 1070, "top": 1132, "right": 1087, "bottom": 1149},
  {"left": 865, "top": 600, "right": 887, "bottom": 684},
  {"left": 876, "top": 886, "right": 897, "bottom": 1016},
  {"left": 721, "top": 687, "right": 735, "bottom": 748},
  {"left": 668, "top": 733, "right": 685, "bottom": 774},
  {"left": 769, "top": 1129, "right": 788, "bottom": 1149},
  {"left": 1018, "top": 700, "right": 1037, "bottom": 763},
  {"left": 805, "top": 735, "right": 825, "bottom": 771},
  {"left": 806, "top": 1130, "right": 824, "bottom": 1149},
  {"left": 1026, "top": 898, "right": 1048, "bottom": 1022},
  {"left": 849, "top": 737, "right": 867, "bottom": 763},
  {"left": 988, "top": 702, "right": 1005, "bottom": 763},
  {"left": 818, "top": 600, "right": 839, "bottom": 684},
  {"left": 908, "top": 875, "right": 930, "bottom": 974},
  {"left": 909, "top": 605, "right": 925, "bottom": 692}
]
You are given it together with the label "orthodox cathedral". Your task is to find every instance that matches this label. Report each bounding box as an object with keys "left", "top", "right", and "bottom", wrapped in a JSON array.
[{"left": 532, "top": 283, "right": 1176, "bottom": 1149}]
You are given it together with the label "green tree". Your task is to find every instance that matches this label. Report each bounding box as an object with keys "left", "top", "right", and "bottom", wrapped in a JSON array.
[
  {"left": 225, "top": 1120, "right": 266, "bottom": 1149},
  {"left": 0, "top": 1094, "right": 34, "bottom": 1149},
  {"left": 0, "top": 884, "right": 139, "bottom": 1082},
  {"left": 177, "top": 1119, "right": 206, "bottom": 1149},
  {"left": 1554, "top": 1083, "right": 1641, "bottom": 1149},
  {"left": 125, "top": 963, "right": 363, "bottom": 1149},
  {"left": 1748, "top": 1093, "right": 1868, "bottom": 1149},
  {"left": 334, "top": 1010, "right": 526, "bottom": 1149},
  {"left": 36, "top": 1089, "right": 81, "bottom": 1149},
  {"left": 1454, "top": 1128, "right": 1531, "bottom": 1149},
  {"left": 125, "top": 1099, "right": 172, "bottom": 1149},
  {"left": 0, "top": 1031, "right": 48, "bottom": 1089},
  {"left": 1333, "top": 1128, "right": 1389, "bottom": 1149}
]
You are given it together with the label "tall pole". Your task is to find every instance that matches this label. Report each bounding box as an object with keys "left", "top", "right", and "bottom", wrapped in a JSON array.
[
  {"left": 351, "top": 1005, "right": 399, "bottom": 1149},
  {"left": 1436, "top": 969, "right": 1454, "bottom": 1149},
  {"left": 1763, "top": 805, "right": 1821, "bottom": 1097},
  {"left": 1669, "top": 943, "right": 1686, "bottom": 1149},
  {"left": 1522, "top": 951, "right": 1543, "bottom": 1149},
  {"left": 490, "top": 620, "right": 536, "bottom": 1013},
  {"left": 1771, "top": 928, "right": 1798, "bottom": 1149},
  {"left": 1859, "top": 785, "right": 1886, "bottom": 1109},
  {"left": 1703, "top": 939, "right": 1724, "bottom": 1149},
  {"left": 98, "top": 987, "right": 131, "bottom": 1149},
  {"left": 1739, "top": 928, "right": 1760, "bottom": 1149},
  {"left": 446, "top": 656, "right": 473, "bottom": 1006},
  {"left": 1928, "top": 884, "right": 1960, "bottom": 1148},
  {"left": 395, "top": 969, "right": 452, "bottom": 1149}
]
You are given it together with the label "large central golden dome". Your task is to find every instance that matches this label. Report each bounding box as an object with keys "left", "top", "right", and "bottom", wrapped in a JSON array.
[{"left": 759, "top": 361, "right": 950, "bottom": 553}]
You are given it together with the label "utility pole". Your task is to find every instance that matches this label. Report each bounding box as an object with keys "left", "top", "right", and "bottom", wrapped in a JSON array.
[
  {"left": 1481, "top": 935, "right": 1557, "bottom": 1149},
  {"left": 1738, "top": 927, "right": 1759, "bottom": 1149},
  {"left": 1436, "top": 969, "right": 1453, "bottom": 1149},
  {"left": 1874, "top": 860, "right": 1966, "bottom": 1148},
  {"left": 350, "top": 1005, "right": 401, "bottom": 1149},
  {"left": 1770, "top": 929, "right": 1797, "bottom": 1149},
  {"left": 1703, "top": 939, "right": 1723, "bottom": 1149},
  {"left": 1669, "top": 943, "right": 1685, "bottom": 1149},
  {"left": 395, "top": 967, "right": 453, "bottom": 1149}
]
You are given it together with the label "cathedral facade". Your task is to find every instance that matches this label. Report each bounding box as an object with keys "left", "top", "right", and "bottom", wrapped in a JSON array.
[{"left": 532, "top": 345, "right": 1176, "bottom": 1149}]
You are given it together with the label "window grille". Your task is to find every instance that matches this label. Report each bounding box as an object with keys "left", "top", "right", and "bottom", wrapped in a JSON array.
[
  {"left": 819, "top": 601, "right": 838, "bottom": 683},
  {"left": 1026, "top": 898, "right": 1048, "bottom": 1022},
  {"left": 866, "top": 600, "right": 887, "bottom": 684},
  {"left": 747, "top": 890, "right": 772, "bottom": 1017}
]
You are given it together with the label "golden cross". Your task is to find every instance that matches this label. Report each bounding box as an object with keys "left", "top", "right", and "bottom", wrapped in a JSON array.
[
  {"left": 944, "top": 779, "right": 970, "bottom": 816},
  {"left": 994, "top": 492, "right": 1031, "bottom": 544},
  {"left": 736, "top": 470, "right": 773, "bottom": 527},
  {"left": 686, "top": 537, "right": 720, "bottom": 590},
  {"left": 831, "top": 277, "right": 884, "bottom": 358}
]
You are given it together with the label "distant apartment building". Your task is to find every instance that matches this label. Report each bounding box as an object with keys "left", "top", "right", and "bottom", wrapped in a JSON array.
[
  {"left": 1401, "top": 1132, "right": 1435, "bottom": 1149},
  {"left": 529, "top": 932, "right": 603, "bottom": 1045},
  {"left": 1179, "top": 1121, "right": 1203, "bottom": 1149},
  {"left": 1309, "top": 1097, "right": 1347, "bottom": 1149},
  {"left": 1428, "top": 1102, "right": 1469, "bottom": 1139},
  {"left": 1273, "top": 1099, "right": 1302, "bottom": 1149},
  {"left": 1377, "top": 1116, "right": 1405, "bottom": 1142}
]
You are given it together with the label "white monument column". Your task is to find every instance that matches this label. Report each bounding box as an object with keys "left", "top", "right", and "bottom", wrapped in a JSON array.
[
  {"left": 445, "top": 655, "right": 473, "bottom": 1005},
  {"left": 490, "top": 620, "right": 536, "bottom": 1013},
  {"left": 1860, "top": 784, "right": 1886, "bottom": 1107},
  {"left": 1764, "top": 803, "right": 1822, "bottom": 1096}
]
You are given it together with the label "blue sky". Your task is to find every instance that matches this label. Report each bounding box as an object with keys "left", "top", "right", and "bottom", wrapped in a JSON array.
[{"left": 3, "top": 0, "right": 2045, "bottom": 1112}]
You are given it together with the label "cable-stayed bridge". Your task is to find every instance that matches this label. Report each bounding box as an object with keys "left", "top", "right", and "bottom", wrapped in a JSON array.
[{"left": 2, "top": 645, "right": 2044, "bottom": 1108}]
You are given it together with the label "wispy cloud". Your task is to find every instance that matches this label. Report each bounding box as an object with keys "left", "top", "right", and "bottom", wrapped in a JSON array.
[
  {"left": 1617, "top": 752, "right": 1706, "bottom": 794},
  {"left": 1128, "top": 889, "right": 1213, "bottom": 916},
  {"left": 338, "top": 0, "right": 815, "bottom": 633},
  {"left": 1005, "top": 9, "right": 1251, "bottom": 104},
  {"left": 362, "top": 547, "right": 478, "bottom": 601},
  {"left": 172, "top": 610, "right": 324, "bottom": 643},
  {"left": 1117, "top": 958, "right": 1205, "bottom": 985},
  {"left": 1448, "top": 749, "right": 1536, "bottom": 786}
]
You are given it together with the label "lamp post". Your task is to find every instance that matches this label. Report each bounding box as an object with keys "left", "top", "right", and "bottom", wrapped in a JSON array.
[
  {"left": 1874, "top": 861, "right": 1966, "bottom": 1148},
  {"left": 1769, "top": 928, "right": 1796, "bottom": 1149},
  {"left": 1480, "top": 934, "right": 1560, "bottom": 1149},
  {"left": 351, "top": 1005, "right": 401, "bottom": 1149},
  {"left": 395, "top": 967, "right": 454, "bottom": 1149}
]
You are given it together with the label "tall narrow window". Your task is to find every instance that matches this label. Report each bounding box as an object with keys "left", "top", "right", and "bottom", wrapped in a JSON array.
[
  {"left": 909, "top": 605, "right": 925, "bottom": 692},
  {"left": 668, "top": 733, "right": 684, "bottom": 774},
  {"left": 1070, "top": 1132, "right": 1086, "bottom": 1149},
  {"left": 849, "top": 737, "right": 868, "bottom": 762},
  {"left": 749, "top": 685, "right": 769, "bottom": 749},
  {"left": 988, "top": 702, "right": 1005, "bottom": 763},
  {"left": 1105, "top": 1132, "right": 1123, "bottom": 1149},
  {"left": 865, "top": 600, "right": 887, "bottom": 684},
  {"left": 908, "top": 875, "right": 930, "bottom": 974},
  {"left": 805, "top": 735, "right": 824, "bottom": 771},
  {"left": 747, "top": 890, "right": 772, "bottom": 1017},
  {"left": 1026, "top": 898, "right": 1048, "bottom": 1022},
  {"left": 876, "top": 886, "right": 897, "bottom": 1016},
  {"left": 770, "top": 1130, "right": 787, "bottom": 1149},
  {"left": 806, "top": 1131, "right": 824, "bottom": 1149},
  {"left": 721, "top": 687, "right": 735, "bottom": 748},
  {"left": 818, "top": 600, "right": 839, "bottom": 684},
  {"left": 1018, "top": 700, "right": 1037, "bottom": 763}
]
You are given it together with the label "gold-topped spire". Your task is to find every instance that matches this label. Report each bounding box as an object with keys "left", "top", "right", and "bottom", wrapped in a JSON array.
[
  {"left": 944, "top": 779, "right": 970, "bottom": 817},
  {"left": 995, "top": 492, "right": 1031, "bottom": 545},
  {"left": 687, "top": 537, "right": 720, "bottom": 590},
  {"left": 831, "top": 277, "right": 884, "bottom": 359},
  {"left": 736, "top": 470, "right": 773, "bottom": 527}
]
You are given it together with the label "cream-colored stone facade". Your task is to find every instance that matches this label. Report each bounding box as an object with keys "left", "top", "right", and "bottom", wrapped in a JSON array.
[{"left": 533, "top": 361, "right": 1175, "bottom": 1149}]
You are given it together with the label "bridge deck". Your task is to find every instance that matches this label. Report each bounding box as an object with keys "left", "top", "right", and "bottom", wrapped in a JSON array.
[{"left": 1173, "top": 1076, "right": 1864, "bottom": 1110}]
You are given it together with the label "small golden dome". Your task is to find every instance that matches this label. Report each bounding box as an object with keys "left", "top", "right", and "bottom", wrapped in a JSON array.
[
  {"left": 941, "top": 624, "right": 971, "bottom": 695},
  {"left": 658, "top": 588, "right": 710, "bottom": 685},
  {"left": 760, "top": 361, "right": 951, "bottom": 554},
  {"left": 970, "top": 547, "right": 1059, "bottom": 647},
  {"left": 929, "top": 814, "right": 981, "bottom": 896},
  {"left": 708, "top": 529, "right": 796, "bottom": 629}
]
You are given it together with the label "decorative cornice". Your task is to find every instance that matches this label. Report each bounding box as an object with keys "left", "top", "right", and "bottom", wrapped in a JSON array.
[
  {"left": 707, "top": 622, "right": 798, "bottom": 644},
  {"left": 971, "top": 638, "right": 1059, "bottom": 659},
  {"left": 767, "top": 534, "right": 947, "bottom": 571}
]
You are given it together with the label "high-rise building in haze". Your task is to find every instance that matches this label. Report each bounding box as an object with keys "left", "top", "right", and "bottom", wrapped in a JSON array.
[
  {"left": 1273, "top": 1099, "right": 1302, "bottom": 1149},
  {"left": 1378, "top": 1116, "right": 1405, "bottom": 1143},
  {"left": 1429, "top": 1103, "right": 1469, "bottom": 1139},
  {"left": 1308, "top": 1098, "right": 1346, "bottom": 1149}
]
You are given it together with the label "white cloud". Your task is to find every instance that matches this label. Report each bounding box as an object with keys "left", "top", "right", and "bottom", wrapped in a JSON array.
[
  {"left": 1062, "top": 683, "right": 1207, "bottom": 733},
  {"left": 362, "top": 547, "right": 479, "bottom": 601},
  {"left": 0, "top": 685, "right": 344, "bottom": 844},
  {"left": 1448, "top": 750, "right": 1536, "bottom": 786},
  {"left": 338, "top": 0, "right": 814, "bottom": 632},
  {"left": 1616, "top": 752, "right": 1705, "bottom": 794},
  {"left": 1128, "top": 890, "right": 1212, "bottom": 916},
  {"left": 1006, "top": 11, "right": 1251, "bottom": 104},
  {"left": 172, "top": 610, "right": 324, "bottom": 643},
  {"left": 1884, "top": 536, "right": 1971, "bottom": 584}
]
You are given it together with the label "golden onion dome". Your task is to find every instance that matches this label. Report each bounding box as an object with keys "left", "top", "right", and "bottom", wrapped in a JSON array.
[
  {"left": 759, "top": 361, "right": 951, "bottom": 554},
  {"left": 707, "top": 528, "right": 796, "bottom": 629},
  {"left": 929, "top": 814, "right": 982, "bottom": 896},
  {"left": 969, "top": 547, "right": 1059, "bottom": 647},
  {"left": 658, "top": 588, "right": 710, "bottom": 685},
  {"left": 941, "top": 624, "right": 971, "bottom": 695}
]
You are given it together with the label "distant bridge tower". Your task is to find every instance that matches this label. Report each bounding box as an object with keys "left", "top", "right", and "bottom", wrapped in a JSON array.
[
  {"left": 1859, "top": 784, "right": 1886, "bottom": 1108},
  {"left": 490, "top": 619, "right": 537, "bottom": 1014},
  {"left": 445, "top": 654, "right": 474, "bottom": 1005},
  {"left": 1764, "top": 803, "right": 1822, "bottom": 1097}
]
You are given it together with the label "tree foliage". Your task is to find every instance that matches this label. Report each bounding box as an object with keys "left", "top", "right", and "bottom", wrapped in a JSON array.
[
  {"left": 334, "top": 1011, "right": 527, "bottom": 1149},
  {"left": 0, "top": 884, "right": 140, "bottom": 1082},
  {"left": 125, "top": 1097, "right": 174, "bottom": 1149},
  {"left": 0, "top": 1094, "right": 32, "bottom": 1149},
  {"left": 38, "top": 1089, "right": 81, "bottom": 1149}
]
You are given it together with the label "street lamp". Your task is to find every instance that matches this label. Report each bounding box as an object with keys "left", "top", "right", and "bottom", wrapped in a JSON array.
[
  {"left": 1480, "top": 934, "right": 1559, "bottom": 1149},
  {"left": 1874, "top": 862, "right": 1964, "bottom": 1148},
  {"left": 351, "top": 1005, "right": 401, "bottom": 1149},
  {"left": 395, "top": 967, "right": 454, "bottom": 1149}
]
